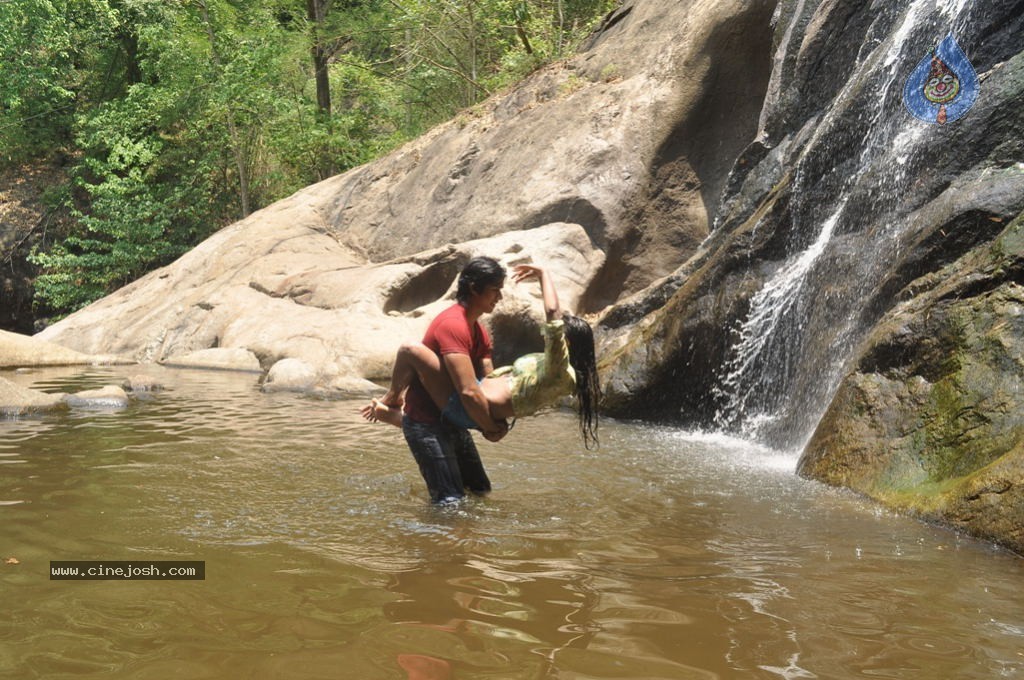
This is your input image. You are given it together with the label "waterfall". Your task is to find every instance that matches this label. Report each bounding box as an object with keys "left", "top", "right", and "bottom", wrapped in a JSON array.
[
  {"left": 714, "top": 200, "right": 847, "bottom": 436},
  {"left": 712, "top": 0, "right": 972, "bottom": 446}
]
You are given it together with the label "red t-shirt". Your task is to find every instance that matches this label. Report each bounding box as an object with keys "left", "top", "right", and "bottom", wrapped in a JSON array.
[{"left": 404, "top": 303, "right": 493, "bottom": 424}]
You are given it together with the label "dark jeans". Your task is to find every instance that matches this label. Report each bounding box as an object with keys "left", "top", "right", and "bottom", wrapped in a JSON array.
[{"left": 402, "top": 415, "right": 491, "bottom": 504}]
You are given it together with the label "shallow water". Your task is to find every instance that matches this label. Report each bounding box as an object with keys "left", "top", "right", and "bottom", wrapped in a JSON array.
[{"left": 1, "top": 366, "right": 1022, "bottom": 679}]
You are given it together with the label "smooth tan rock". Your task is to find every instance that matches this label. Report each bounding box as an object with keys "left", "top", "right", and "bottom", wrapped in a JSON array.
[
  {"left": 122, "top": 374, "right": 164, "bottom": 392},
  {"left": 40, "top": 223, "right": 605, "bottom": 390},
  {"left": 0, "top": 376, "right": 67, "bottom": 415},
  {"left": 262, "top": 358, "right": 317, "bottom": 393},
  {"left": 162, "top": 348, "right": 262, "bottom": 372},
  {"left": 0, "top": 329, "right": 96, "bottom": 368}
]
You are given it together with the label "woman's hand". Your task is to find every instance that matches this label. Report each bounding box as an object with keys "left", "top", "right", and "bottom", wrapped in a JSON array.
[
  {"left": 512, "top": 264, "right": 560, "bottom": 320},
  {"left": 511, "top": 264, "right": 543, "bottom": 284}
]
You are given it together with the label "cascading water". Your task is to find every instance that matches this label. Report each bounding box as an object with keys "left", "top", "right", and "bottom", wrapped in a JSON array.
[{"left": 712, "top": 0, "right": 978, "bottom": 447}]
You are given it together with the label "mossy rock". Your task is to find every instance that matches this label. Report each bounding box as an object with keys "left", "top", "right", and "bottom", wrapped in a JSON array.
[{"left": 800, "top": 213, "right": 1024, "bottom": 556}]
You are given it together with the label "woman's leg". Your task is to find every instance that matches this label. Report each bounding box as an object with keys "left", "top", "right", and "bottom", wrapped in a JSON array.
[{"left": 381, "top": 341, "right": 455, "bottom": 411}]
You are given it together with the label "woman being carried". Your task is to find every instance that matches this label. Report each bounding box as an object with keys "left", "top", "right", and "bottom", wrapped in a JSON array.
[{"left": 361, "top": 264, "right": 600, "bottom": 448}]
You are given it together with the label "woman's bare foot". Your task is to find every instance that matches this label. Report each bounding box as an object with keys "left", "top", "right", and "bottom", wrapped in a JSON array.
[
  {"left": 380, "top": 391, "right": 403, "bottom": 408},
  {"left": 359, "top": 398, "right": 403, "bottom": 428}
]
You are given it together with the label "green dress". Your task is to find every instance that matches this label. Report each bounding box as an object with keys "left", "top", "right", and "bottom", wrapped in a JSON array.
[{"left": 488, "top": 319, "right": 576, "bottom": 416}]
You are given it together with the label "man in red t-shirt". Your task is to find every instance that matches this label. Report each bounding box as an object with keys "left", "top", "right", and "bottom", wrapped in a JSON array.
[{"left": 397, "top": 257, "right": 508, "bottom": 503}]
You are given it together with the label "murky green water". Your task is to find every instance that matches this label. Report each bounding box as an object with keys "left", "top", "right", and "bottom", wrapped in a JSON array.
[{"left": 1, "top": 366, "right": 1022, "bottom": 679}]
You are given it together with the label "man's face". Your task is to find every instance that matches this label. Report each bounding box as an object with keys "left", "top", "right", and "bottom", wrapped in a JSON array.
[{"left": 477, "top": 280, "right": 504, "bottom": 313}]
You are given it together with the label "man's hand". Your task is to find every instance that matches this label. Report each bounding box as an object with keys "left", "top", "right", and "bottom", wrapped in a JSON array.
[{"left": 482, "top": 419, "right": 509, "bottom": 442}]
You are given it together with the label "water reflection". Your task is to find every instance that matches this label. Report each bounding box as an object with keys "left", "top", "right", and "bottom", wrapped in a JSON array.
[{"left": 1, "top": 366, "right": 1022, "bottom": 679}]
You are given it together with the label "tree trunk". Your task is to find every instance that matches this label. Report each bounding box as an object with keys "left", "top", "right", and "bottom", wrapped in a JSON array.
[
  {"left": 198, "top": 0, "right": 251, "bottom": 217},
  {"left": 307, "top": 0, "right": 332, "bottom": 117}
]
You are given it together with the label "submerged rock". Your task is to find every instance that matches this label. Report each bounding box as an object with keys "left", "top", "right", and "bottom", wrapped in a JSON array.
[
  {"left": 64, "top": 385, "right": 131, "bottom": 409},
  {"left": 122, "top": 374, "right": 164, "bottom": 393}
]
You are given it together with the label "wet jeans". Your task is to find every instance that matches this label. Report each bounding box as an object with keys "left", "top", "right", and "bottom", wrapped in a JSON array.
[{"left": 402, "top": 416, "right": 491, "bottom": 504}]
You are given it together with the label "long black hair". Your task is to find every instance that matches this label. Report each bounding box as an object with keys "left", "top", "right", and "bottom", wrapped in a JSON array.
[
  {"left": 456, "top": 256, "right": 506, "bottom": 303},
  {"left": 563, "top": 313, "right": 601, "bottom": 449}
]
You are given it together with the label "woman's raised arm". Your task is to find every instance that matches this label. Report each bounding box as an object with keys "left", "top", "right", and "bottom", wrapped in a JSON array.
[{"left": 512, "top": 264, "right": 560, "bottom": 321}]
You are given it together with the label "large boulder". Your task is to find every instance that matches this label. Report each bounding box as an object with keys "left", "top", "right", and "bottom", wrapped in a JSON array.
[
  {"left": 39, "top": 222, "right": 604, "bottom": 390},
  {"left": 37, "top": 0, "right": 776, "bottom": 391},
  {"left": 799, "top": 214, "right": 1024, "bottom": 555}
]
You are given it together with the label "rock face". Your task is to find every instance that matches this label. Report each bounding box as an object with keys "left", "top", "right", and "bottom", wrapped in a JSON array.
[
  {"left": 594, "top": 0, "right": 1024, "bottom": 553},
  {"left": 599, "top": 1, "right": 1024, "bottom": 439},
  {"left": 37, "top": 0, "right": 776, "bottom": 391},
  {"left": 799, "top": 214, "right": 1024, "bottom": 555}
]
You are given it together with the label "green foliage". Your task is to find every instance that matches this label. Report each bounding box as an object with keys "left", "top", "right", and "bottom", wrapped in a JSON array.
[
  {"left": 9, "top": 0, "right": 618, "bottom": 317},
  {"left": 0, "top": 0, "right": 117, "bottom": 161}
]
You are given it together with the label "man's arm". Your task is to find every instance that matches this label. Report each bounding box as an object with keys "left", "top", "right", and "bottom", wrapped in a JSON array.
[{"left": 444, "top": 353, "right": 506, "bottom": 439}]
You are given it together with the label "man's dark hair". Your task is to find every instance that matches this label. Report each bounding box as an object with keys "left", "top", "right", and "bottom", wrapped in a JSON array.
[{"left": 456, "top": 257, "right": 506, "bottom": 303}]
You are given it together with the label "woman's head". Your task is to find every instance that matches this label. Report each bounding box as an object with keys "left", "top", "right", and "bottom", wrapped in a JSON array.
[
  {"left": 563, "top": 313, "right": 601, "bottom": 449},
  {"left": 456, "top": 257, "right": 506, "bottom": 304}
]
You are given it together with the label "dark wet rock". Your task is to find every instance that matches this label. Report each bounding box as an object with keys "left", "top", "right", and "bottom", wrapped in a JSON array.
[
  {"left": 600, "top": 2, "right": 1024, "bottom": 444},
  {"left": 799, "top": 213, "right": 1024, "bottom": 556}
]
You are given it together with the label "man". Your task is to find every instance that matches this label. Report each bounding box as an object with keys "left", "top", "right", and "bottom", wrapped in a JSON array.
[{"left": 384, "top": 256, "right": 509, "bottom": 503}]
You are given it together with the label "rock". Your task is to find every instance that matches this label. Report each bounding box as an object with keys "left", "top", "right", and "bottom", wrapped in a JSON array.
[
  {"left": 799, "top": 213, "right": 1024, "bottom": 556},
  {"left": 40, "top": 223, "right": 605, "bottom": 391},
  {"left": 0, "top": 329, "right": 100, "bottom": 368},
  {"left": 122, "top": 374, "right": 164, "bottom": 392},
  {"left": 598, "top": 1, "right": 1024, "bottom": 445},
  {"left": 0, "top": 376, "right": 67, "bottom": 415},
  {"left": 262, "top": 358, "right": 317, "bottom": 393},
  {"left": 63, "top": 385, "right": 130, "bottom": 409},
  {"left": 162, "top": 348, "right": 262, "bottom": 373}
]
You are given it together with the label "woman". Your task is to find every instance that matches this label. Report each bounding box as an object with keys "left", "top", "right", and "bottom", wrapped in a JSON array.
[{"left": 361, "top": 264, "right": 601, "bottom": 448}]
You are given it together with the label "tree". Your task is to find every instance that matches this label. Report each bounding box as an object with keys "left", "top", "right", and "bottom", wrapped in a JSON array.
[{"left": 23, "top": 0, "right": 619, "bottom": 318}]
